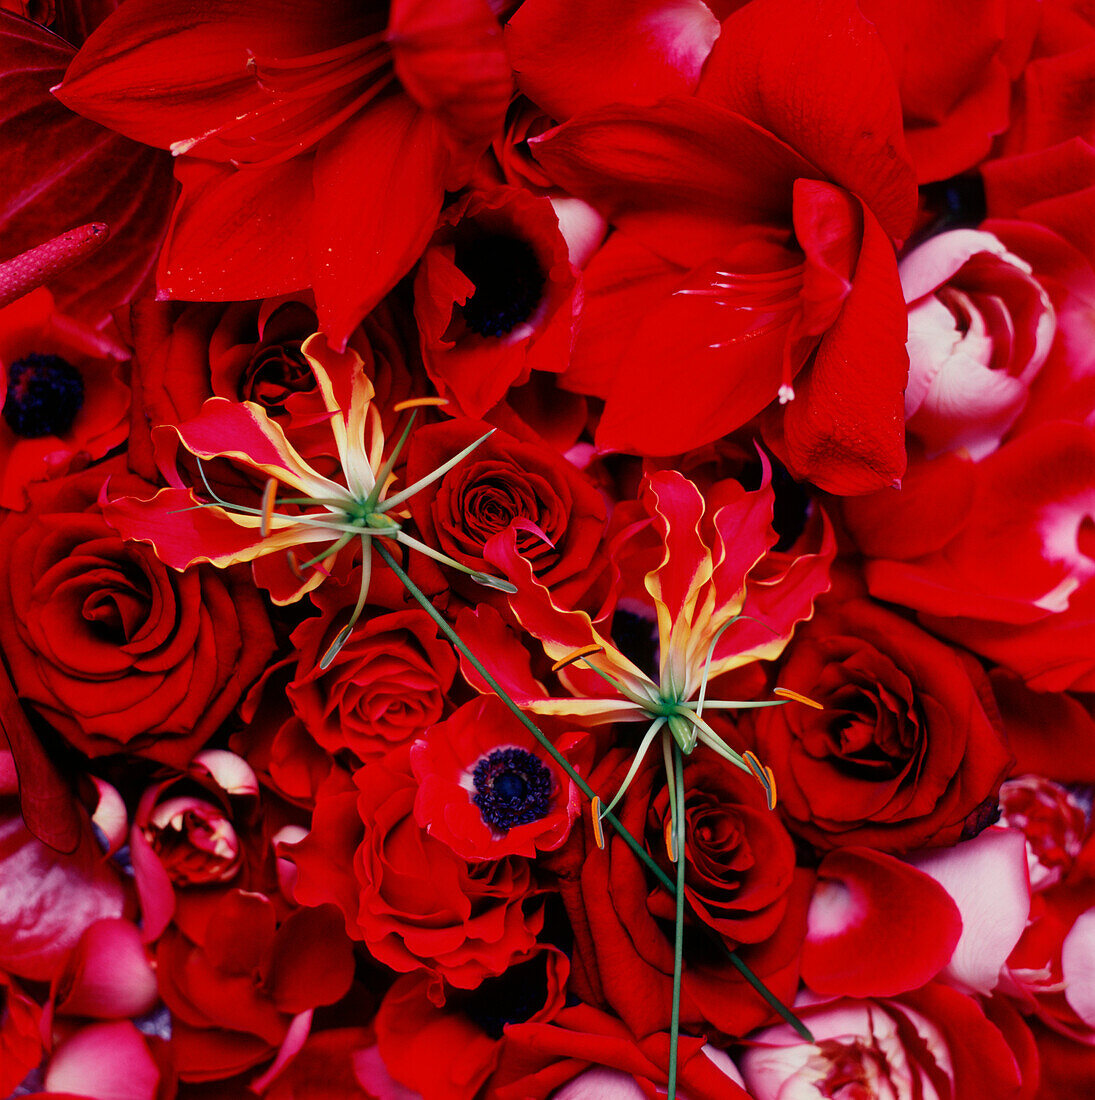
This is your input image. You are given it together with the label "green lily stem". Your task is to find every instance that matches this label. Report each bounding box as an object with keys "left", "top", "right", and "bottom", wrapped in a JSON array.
[
  {"left": 372, "top": 539, "right": 813, "bottom": 1045},
  {"left": 668, "top": 744, "right": 687, "bottom": 1100}
]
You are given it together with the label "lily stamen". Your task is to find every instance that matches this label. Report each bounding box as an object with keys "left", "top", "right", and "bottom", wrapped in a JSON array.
[{"left": 551, "top": 644, "right": 605, "bottom": 673}]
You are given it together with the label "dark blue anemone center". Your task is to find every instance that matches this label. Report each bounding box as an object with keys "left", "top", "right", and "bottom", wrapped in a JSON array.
[
  {"left": 455, "top": 234, "right": 544, "bottom": 338},
  {"left": 472, "top": 746, "right": 552, "bottom": 832},
  {"left": 3, "top": 353, "right": 84, "bottom": 438}
]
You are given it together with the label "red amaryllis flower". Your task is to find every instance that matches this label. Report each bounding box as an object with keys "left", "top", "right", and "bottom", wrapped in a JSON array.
[
  {"left": 530, "top": 0, "right": 917, "bottom": 493},
  {"left": 54, "top": 0, "right": 512, "bottom": 346}
]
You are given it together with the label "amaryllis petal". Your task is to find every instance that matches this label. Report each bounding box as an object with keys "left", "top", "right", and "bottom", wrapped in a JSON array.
[
  {"left": 770, "top": 199, "right": 909, "bottom": 494},
  {"left": 44, "top": 1021, "right": 163, "bottom": 1100},
  {"left": 55, "top": 0, "right": 379, "bottom": 159},
  {"left": 311, "top": 94, "right": 448, "bottom": 349},
  {"left": 698, "top": 0, "right": 917, "bottom": 241},
  {"left": 505, "top": 0, "right": 720, "bottom": 121},
  {"left": 0, "top": 12, "right": 172, "bottom": 328},
  {"left": 387, "top": 0, "right": 510, "bottom": 144},
  {"left": 530, "top": 97, "right": 816, "bottom": 270},
  {"left": 157, "top": 156, "right": 313, "bottom": 301},
  {"left": 593, "top": 258, "right": 800, "bottom": 455},
  {"left": 802, "top": 848, "right": 961, "bottom": 997}
]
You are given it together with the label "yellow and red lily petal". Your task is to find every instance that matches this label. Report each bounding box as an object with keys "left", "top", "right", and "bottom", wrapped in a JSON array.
[
  {"left": 170, "top": 397, "right": 345, "bottom": 502},
  {"left": 484, "top": 528, "right": 655, "bottom": 703},
  {"left": 100, "top": 486, "right": 338, "bottom": 577},
  {"left": 300, "top": 332, "right": 379, "bottom": 500},
  {"left": 640, "top": 471, "right": 714, "bottom": 688}
]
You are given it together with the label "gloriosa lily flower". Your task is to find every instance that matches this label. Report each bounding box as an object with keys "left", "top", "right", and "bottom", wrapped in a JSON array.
[
  {"left": 480, "top": 465, "right": 835, "bottom": 849},
  {"left": 103, "top": 332, "right": 513, "bottom": 667}
]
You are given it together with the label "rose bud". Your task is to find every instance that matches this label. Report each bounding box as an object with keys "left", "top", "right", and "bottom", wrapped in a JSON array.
[
  {"left": 142, "top": 794, "right": 242, "bottom": 886},
  {"left": 1000, "top": 774, "right": 1089, "bottom": 891},
  {"left": 900, "top": 228, "right": 1055, "bottom": 459}
]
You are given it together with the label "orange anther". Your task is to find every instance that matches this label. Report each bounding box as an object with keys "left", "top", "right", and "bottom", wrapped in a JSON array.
[
  {"left": 286, "top": 550, "right": 305, "bottom": 579},
  {"left": 764, "top": 766, "right": 778, "bottom": 810},
  {"left": 260, "top": 478, "right": 278, "bottom": 538},
  {"left": 664, "top": 815, "right": 677, "bottom": 863},
  {"left": 393, "top": 396, "right": 449, "bottom": 412},
  {"left": 742, "top": 750, "right": 766, "bottom": 781},
  {"left": 590, "top": 797, "right": 605, "bottom": 849},
  {"left": 551, "top": 644, "right": 604, "bottom": 673},
  {"left": 773, "top": 687, "right": 824, "bottom": 710}
]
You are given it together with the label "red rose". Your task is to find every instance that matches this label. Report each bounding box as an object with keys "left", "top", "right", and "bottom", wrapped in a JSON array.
[
  {"left": 644, "top": 751, "right": 797, "bottom": 946},
  {"left": 404, "top": 416, "right": 606, "bottom": 607},
  {"left": 286, "top": 583, "right": 458, "bottom": 762},
  {"left": 549, "top": 747, "right": 811, "bottom": 1039},
  {"left": 0, "top": 459, "right": 274, "bottom": 764},
  {"left": 290, "top": 755, "right": 544, "bottom": 989},
  {"left": 743, "top": 596, "right": 1013, "bottom": 853}
]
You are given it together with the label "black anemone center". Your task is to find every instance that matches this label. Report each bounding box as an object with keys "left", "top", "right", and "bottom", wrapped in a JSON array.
[
  {"left": 3, "top": 353, "right": 84, "bottom": 438},
  {"left": 455, "top": 234, "right": 545, "bottom": 337},
  {"left": 472, "top": 746, "right": 552, "bottom": 831}
]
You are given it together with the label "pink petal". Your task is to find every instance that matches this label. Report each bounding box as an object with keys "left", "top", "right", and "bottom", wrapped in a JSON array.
[
  {"left": 44, "top": 1021, "right": 162, "bottom": 1100},
  {"left": 909, "top": 827, "right": 1031, "bottom": 995},
  {"left": 1062, "top": 908, "right": 1095, "bottom": 1027},
  {"left": 54, "top": 918, "right": 158, "bottom": 1019}
]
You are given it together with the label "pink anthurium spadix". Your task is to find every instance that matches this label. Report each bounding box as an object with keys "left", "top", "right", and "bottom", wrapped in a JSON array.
[{"left": 103, "top": 332, "right": 513, "bottom": 669}]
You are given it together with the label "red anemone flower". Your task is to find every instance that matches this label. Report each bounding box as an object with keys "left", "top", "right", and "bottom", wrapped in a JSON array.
[{"left": 55, "top": 0, "right": 512, "bottom": 347}]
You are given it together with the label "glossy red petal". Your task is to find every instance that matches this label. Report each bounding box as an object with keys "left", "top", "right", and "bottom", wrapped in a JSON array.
[
  {"left": 530, "top": 97, "right": 815, "bottom": 269},
  {"left": 593, "top": 258, "right": 798, "bottom": 455},
  {"left": 698, "top": 0, "right": 917, "bottom": 240},
  {"left": 774, "top": 199, "right": 909, "bottom": 494},
  {"left": 311, "top": 95, "right": 448, "bottom": 349},
  {"left": 388, "top": 0, "right": 511, "bottom": 144},
  {"left": 0, "top": 12, "right": 173, "bottom": 327},
  {"left": 802, "top": 848, "right": 961, "bottom": 997},
  {"left": 157, "top": 156, "right": 313, "bottom": 302},
  {"left": 56, "top": 0, "right": 378, "bottom": 159},
  {"left": 505, "top": 0, "right": 719, "bottom": 120}
]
